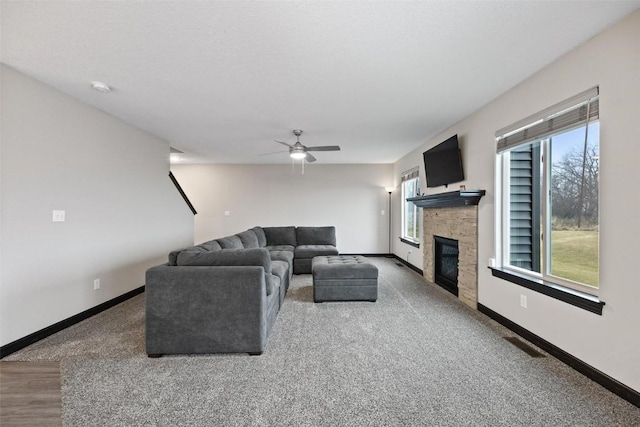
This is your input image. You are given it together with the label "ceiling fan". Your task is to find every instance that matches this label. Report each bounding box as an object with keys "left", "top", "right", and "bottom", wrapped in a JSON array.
[{"left": 274, "top": 129, "right": 340, "bottom": 163}]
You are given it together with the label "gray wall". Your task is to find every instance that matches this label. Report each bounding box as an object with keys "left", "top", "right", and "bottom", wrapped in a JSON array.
[
  {"left": 170, "top": 163, "right": 393, "bottom": 254},
  {"left": 392, "top": 11, "right": 640, "bottom": 391},
  {"left": 0, "top": 65, "right": 194, "bottom": 346}
]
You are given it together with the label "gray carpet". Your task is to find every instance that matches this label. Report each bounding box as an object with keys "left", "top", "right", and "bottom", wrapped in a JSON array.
[{"left": 6, "top": 258, "right": 639, "bottom": 426}]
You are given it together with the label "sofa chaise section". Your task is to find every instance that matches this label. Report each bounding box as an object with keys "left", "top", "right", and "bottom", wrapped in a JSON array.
[
  {"left": 146, "top": 264, "right": 277, "bottom": 356},
  {"left": 146, "top": 248, "right": 280, "bottom": 356}
]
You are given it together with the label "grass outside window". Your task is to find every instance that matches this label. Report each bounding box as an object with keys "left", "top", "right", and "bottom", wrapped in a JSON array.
[{"left": 551, "top": 229, "right": 598, "bottom": 288}]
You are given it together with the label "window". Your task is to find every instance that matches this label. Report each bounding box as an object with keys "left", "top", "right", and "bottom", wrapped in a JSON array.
[
  {"left": 401, "top": 168, "right": 420, "bottom": 243},
  {"left": 496, "top": 87, "right": 599, "bottom": 296}
]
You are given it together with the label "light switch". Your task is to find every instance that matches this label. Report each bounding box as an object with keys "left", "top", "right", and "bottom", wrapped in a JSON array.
[
  {"left": 224, "top": 211, "right": 230, "bottom": 217},
  {"left": 52, "top": 210, "right": 66, "bottom": 222}
]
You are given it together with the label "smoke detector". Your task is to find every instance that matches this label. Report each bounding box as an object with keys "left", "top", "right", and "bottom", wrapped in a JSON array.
[{"left": 91, "top": 81, "right": 111, "bottom": 93}]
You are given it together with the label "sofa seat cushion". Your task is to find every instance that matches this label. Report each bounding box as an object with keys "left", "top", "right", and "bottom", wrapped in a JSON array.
[
  {"left": 263, "top": 226, "right": 297, "bottom": 246},
  {"left": 295, "top": 245, "right": 339, "bottom": 259},
  {"left": 266, "top": 244, "right": 295, "bottom": 252},
  {"left": 269, "top": 249, "right": 294, "bottom": 266}
]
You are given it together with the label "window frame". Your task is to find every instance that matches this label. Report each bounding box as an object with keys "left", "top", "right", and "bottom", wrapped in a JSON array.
[
  {"left": 499, "top": 133, "right": 599, "bottom": 296},
  {"left": 401, "top": 173, "right": 420, "bottom": 244},
  {"left": 494, "top": 88, "right": 603, "bottom": 312}
]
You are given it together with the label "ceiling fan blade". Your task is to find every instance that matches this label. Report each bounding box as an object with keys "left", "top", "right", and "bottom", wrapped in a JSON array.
[
  {"left": 259, "top": 150, "right": 288, "bottom": 156},
  {"left": 274, "top": 140, "right": 294, "bottom": 148},
  {"left": 305, "top": 145, "right": 341, "bottom": 152},
  {"left": 305, "top": 153, "right": 317, "bottom": 163}
]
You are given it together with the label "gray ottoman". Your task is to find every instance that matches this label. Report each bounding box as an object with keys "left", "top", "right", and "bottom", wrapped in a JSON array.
[{"left": 312, "top": 255, "right": 378, "bottom": 303}]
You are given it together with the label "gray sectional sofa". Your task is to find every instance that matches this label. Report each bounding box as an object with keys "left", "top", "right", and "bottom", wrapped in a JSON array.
[{"left": 145, "top": 226, "right": 338, "bottom": 356}]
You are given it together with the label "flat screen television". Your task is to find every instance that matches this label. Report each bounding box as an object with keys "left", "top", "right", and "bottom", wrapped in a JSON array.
[{"left": 423, "top": 134, "right": 464, "bottom": 188}]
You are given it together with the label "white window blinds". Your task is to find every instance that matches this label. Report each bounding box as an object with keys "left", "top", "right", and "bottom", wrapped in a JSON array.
[
  {"left": 496, "top": 87, "right": 599, "bottom": 153},
  {"left": 401, "top": 167, "right": 419, "bottom": 182}
]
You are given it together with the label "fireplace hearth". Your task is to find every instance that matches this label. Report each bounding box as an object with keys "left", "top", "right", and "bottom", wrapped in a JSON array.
[{"left": 434, "top": 236, "right": 459, "bottom": 296}]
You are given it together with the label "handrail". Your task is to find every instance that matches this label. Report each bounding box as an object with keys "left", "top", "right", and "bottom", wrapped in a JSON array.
[{"left": 169, "top": 172, "right": 197, "bottom": 215}]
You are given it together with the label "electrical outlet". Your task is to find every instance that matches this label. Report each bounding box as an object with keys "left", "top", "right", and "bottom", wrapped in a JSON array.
[
  {"left": 94, "top": 279, "right": 101, "bottom": 290},
  {"left": 224, "top": 211, "right": 230, "bottom": 217},
  {"left": 520, "top": 294, "right": 527, "bottom": 308},
  {"left": 52, "top": 210, "right": 66, "bottom": 222},
  {"left": 381, "top": 210, "right": 385, "bottom": 216}
]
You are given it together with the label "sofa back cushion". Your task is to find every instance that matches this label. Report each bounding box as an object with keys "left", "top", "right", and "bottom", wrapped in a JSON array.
[
  {"left": 168, "top": 250, "right": 179, "bottom": 266},
  {"left": 296, "top": 226, "right": 336, "bottom": 246},
  {"left": 169, "top": 246, "right": 208, "bottom": 265},
  {"left": 236, "top": 230, "right": 259, "bottom": 249},
  {"left": 263, "top": 226, "right": 297, "bottom": 246},
  {"left": 198, "top": 240, "right": 222, "bottom": 251},
  {"left": 251, "top": 226, "right": 267, "bottom": 247},
  {"left": 216, "top": 235, "right": 243, "bottom": 249},
  {"left": 176, "top": 248, "right": 271, "bottom": 272}
]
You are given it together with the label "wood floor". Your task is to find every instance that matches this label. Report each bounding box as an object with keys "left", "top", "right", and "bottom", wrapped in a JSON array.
[{"left": 0, "top": 361, "right": 62, "bottom": 426}]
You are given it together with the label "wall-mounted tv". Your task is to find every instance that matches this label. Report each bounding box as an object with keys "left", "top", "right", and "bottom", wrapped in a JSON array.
[{"left": 423, "top": 134, "right": 464, "bottom": 188}]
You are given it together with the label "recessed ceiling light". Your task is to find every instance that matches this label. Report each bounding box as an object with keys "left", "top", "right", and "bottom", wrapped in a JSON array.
[
  {"left": 170, "top": 147, "right": 184, "bottom": 163},
  {"left": 91, "top": 81, "right": 111, "bottom": 93}
]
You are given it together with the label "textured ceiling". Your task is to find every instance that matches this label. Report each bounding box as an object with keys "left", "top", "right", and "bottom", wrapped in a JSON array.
[{"left": 2, "top": 1, "right": 639, "bottom": 164}]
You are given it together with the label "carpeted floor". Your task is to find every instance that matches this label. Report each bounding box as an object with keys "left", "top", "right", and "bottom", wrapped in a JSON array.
[{"left": 6, "top": 258, "right": 640, "bottom": 426}]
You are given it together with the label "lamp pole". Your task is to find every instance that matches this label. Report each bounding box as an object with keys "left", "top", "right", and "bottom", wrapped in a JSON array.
[{"left": 387, "top": 190, "right": 392, "bottom": 256}]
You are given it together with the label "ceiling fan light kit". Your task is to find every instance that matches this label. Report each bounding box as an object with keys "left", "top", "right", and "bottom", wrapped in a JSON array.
[
  {"left": 290, "top": 151, "right": 307, "bottom": 160},
  {"left": 273, "top": 129, "right": 341, "bottom": 165}
]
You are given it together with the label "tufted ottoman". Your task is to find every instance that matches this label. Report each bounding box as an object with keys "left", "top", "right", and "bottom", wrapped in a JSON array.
[{"left": 312, "top": 255, "right": 378, "bottom": 303}]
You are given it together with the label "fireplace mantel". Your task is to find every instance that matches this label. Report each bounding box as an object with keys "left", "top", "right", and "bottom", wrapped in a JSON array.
[{"left": 407, "top": 190, "right": 485, "bottom": 209}]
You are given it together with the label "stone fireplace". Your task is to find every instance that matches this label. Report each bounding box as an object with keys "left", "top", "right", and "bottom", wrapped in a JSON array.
[
  {"left": 408, "top": 190, "right": 484, "bottom": 310},
  {"left": 424, "top": 206, "right": 478, "bottom": 308}
]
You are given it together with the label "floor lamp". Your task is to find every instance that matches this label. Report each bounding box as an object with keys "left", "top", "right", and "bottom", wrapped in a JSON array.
[{"left": 386, "top": 188, "right": 394, "bottom": 257}]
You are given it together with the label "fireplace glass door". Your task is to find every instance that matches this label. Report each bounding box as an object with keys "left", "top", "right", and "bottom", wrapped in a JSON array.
[{"left": 434, "top": 236, "right": 459, "bottom": 296}]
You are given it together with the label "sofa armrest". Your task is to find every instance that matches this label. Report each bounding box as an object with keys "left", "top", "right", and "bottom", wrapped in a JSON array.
[{"left": 145, "top": 265, "right": 268, "bottom": 355}]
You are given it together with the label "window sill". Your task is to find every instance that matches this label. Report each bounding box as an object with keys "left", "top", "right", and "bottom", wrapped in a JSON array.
[
  {"left": 489, "top": 267, "right": 604, "bottom": 315},
  {"left": 400, "top": 237, "right": 420, "bottom": 248}
]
